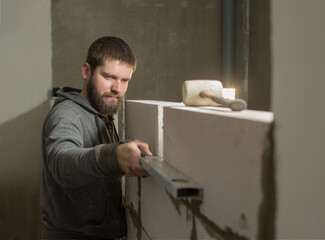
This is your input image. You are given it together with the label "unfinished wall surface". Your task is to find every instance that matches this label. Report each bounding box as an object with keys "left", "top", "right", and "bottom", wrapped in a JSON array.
[
  {"left": 271, "top": 0, "right": 325, "bottom": 238},
  {"left": 224, "top": 0, "right": 272, "bottom": 111},
  {"left": 125, "top": 100, "right": 274, "bottom": 239},
  {"left": 246, "top": 0, "right": 271, "bottom": 111},
  {"left": 0, "top": 0, "right": 52, "bottom": 238},
  {"left": 51, "top": 0, "right": 221, "bottom": 102}
]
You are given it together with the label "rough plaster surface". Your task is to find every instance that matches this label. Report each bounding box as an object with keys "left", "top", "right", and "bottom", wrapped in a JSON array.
[
  {"left": 125, "top": 101, "right": 274, "bottom": 239},
  {"left": 51, "top": 0, "right": 221, "bottom": 102}
]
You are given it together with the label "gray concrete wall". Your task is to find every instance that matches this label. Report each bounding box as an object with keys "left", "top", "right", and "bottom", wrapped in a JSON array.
[
  {"left": 51, "top": 0, "right": 222, "bottom": 102},
  {"left": 247, "top": 0, "right": 272, "bottom": 111},
  {"left": 0, "top": 0, "right": 52, "bottom": 238},
  {"left": 225, "top": 0, "right": 272, "bottom": 111},
  {"left": 271, "top": 0, "right": 325, "bottom": 238}
]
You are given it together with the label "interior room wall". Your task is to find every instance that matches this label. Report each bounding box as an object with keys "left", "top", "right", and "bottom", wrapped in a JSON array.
[
  {"left": 1, "top": 0, "right": 323, "bottom": 238},
  {"left": 0, "top": 0, "right": 52, "bottom": 238},
  {"left": 271, "top": 0, "right": 325, "bottom": 238},
  {"left": 51, "top": 0, "right": 222, "bottom": 102},
  {"left": 247, "top": 0, "right": 272, "bottom": 111}
]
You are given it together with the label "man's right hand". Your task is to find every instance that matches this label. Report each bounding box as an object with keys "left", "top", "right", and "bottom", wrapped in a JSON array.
[{"left": 116, "top": 140, "right": 152, "bottom": 177}]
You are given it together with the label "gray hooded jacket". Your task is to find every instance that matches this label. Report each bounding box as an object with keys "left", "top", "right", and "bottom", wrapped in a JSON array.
[{"left": 41, "top": 87, "right": 126, "bottom": 239}]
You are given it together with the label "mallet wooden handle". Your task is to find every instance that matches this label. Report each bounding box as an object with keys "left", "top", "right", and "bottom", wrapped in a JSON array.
[{"left": 199, "top": 90, "right": 247, "bottom": 111}]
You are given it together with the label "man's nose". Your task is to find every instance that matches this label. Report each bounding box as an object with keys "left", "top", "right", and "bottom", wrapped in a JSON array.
[{"left": 111, "top": 80, "right": 122, "bottom": 93}]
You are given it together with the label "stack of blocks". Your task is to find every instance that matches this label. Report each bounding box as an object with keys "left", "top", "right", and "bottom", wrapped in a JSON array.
[{"left": 125, "top": 100, "right": 274, "bottom": 240}]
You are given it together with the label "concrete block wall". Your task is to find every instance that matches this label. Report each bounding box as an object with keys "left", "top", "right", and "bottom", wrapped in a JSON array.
[
  {"left": 125, "top": 101, "right": 274, "bottom": 239},
  {"left": 125, "top": 100, "right": 185, "bottom": 239}
]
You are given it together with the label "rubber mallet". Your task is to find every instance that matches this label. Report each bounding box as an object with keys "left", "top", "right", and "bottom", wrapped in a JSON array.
[{"left": 182, "top": 80, "right": 247, "bottom": 111}]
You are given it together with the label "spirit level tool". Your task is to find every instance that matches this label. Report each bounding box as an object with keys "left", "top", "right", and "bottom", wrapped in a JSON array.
[{"left": 140, "top": 155, "right": 203, "bottom": 200}]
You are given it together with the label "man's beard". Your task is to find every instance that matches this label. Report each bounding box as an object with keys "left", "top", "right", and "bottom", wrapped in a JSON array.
[{"left": 87, "top": 76, "right": 123, "bottom": 116}]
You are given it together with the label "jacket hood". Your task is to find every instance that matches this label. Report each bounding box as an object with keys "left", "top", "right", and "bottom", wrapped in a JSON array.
[{"left": 55, "top": 87, "right": 100, "bottom": 115}]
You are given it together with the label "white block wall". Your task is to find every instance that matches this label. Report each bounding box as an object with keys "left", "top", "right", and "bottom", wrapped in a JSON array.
[
  {"left": 125, "top": 101, "right": 274, "bottom": 239},
  {"left": 125, "top": 100, "right": 186, "bottom": 240}
]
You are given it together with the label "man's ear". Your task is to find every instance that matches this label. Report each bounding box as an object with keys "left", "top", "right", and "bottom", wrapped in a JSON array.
[{"left": 82, "top": 62, "right": 91, "bottom": 80}]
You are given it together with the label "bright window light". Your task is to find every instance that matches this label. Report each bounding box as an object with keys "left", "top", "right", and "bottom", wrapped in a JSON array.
[{"left": 222, "top": 88, "right": 236, "bottom": 100}]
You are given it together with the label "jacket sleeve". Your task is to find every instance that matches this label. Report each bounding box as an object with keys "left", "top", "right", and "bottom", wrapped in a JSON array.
[{"left": 43, "top": 105, "right": 121, "bottom": 188}]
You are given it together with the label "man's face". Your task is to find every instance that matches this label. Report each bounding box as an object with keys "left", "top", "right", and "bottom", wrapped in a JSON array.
[{"left": 86, "top": 59, "right": 133, "bottom": 116}]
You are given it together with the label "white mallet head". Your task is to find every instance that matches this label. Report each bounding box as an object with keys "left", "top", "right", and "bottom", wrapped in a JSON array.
[{"left": 182, "top": 80, "right": 223, "bottom": 106}]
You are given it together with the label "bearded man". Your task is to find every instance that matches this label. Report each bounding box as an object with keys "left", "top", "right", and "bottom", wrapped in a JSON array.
[{"left": 41, "top": 36, "right": 151, "bottom": 240}]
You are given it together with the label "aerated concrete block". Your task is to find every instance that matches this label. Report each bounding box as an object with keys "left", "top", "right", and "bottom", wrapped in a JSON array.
[
  {"left": 124, "top": 100, "right": 182, "bottom": 157},
  {"left": 163, "top": 106, "right": 274, "bottom": 239},
  {"left": 125, "top": 101, "right": 274, "bottom": 240},
  {"left": 124, "top": 100, "right": 187, "bottom": 239}
]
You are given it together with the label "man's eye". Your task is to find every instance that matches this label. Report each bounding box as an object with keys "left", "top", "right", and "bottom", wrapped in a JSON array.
[{"left": 122, "top": 79, "right": 130, "bottom": 83}]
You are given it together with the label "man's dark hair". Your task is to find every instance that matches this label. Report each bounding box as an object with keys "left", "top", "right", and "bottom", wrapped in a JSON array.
[{"left": 86, "top": 36, "right": 137, "bottom": 74}]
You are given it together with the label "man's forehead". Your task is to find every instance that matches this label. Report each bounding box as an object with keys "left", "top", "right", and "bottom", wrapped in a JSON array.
[
  {"left": 100, "top": 59, "right": 133, "bottom": 78},
  {"left": 103, "top": 58, "right": 133, "bottom": 69}
]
